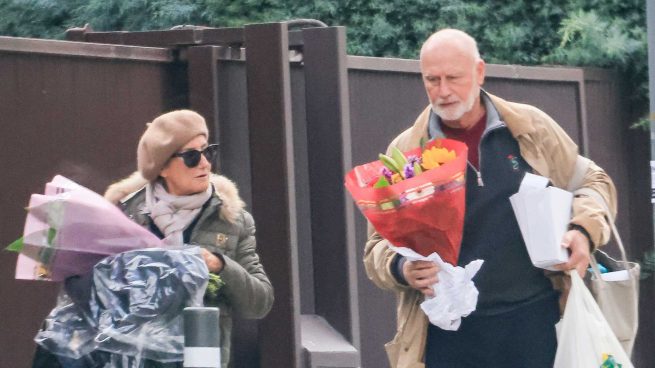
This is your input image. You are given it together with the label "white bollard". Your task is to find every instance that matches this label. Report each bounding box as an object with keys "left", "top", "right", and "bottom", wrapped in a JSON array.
[{"left": 183, "top": 307, "right": 221, "bottom": 368}]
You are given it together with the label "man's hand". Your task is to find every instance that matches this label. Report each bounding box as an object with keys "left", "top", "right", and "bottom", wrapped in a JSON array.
[
  {"left": 552, "top": 229, "right": 591, "bottom": 278},
  {"left": 403, "top": 260, "right": 440, "bottom": 297},
  {"left": 200, "top": 248, "right": 224, "bottom": 273}
]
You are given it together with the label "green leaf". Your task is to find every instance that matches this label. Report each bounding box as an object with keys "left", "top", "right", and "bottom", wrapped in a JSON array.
[
  {"left": 47, "top": 228, "right": 57, "bottom": 245},
  {"left": 6, "top": 237, "right": 24, "bottom": 252},
  {"left": 379, "top": 153, "right": 402, "bottom": 174},
  {"left": 413, "top": 161, "right": 423, "bottom": 175},
  {"left": 390, "top": 146, "right": 408, "bottom": 169},
  {"left": 205, "top": 272, "right": 226, "bottom": 304},
  {"left": 373, "top": 175, "right": 390, "bottom": 188}
]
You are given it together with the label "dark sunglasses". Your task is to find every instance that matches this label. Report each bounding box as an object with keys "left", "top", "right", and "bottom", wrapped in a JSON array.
[{"left": 171, "top": 144, "right": 219, "bottom": 168}]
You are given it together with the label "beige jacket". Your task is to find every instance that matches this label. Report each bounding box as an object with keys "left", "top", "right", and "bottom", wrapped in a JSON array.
[{"left": 363, "top": 93, "right": 617, "bottom": 368}]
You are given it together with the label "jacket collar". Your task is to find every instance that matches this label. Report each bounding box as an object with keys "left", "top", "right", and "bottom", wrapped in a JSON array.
[
  {"left": 104, "top": 172, "right": 245, "bottom": 224},
  {"left": 411, "top": 90, "right": 537, "bottom": 144},
  {"left": 487, "top": 93, "right": 537, "bottom": 138}
]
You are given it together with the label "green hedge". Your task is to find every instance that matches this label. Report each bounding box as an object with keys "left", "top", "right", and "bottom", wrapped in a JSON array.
[{"left": 0, "top": 0, "right": 647, "bottom": 118}]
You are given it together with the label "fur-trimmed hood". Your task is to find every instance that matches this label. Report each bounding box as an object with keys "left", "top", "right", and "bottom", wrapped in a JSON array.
[{"left": 104, "top": 171, "right": 246, "bottom": 224}]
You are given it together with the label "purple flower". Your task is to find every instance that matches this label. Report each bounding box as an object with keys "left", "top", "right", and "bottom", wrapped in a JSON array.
[
  {"left": 381, "top": 167, "right": 394, "bottom": 182},
  {"left": 407, "top": 155, "right": 421, "bottom": 166},
  {"left": 403, "top": 163, "right": 415, "bottom": 179}
]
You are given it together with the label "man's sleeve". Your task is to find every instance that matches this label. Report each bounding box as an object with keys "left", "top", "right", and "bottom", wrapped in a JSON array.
[
  {"left": 364, "top": 223, "right": 411, "bottom": 292},
  {"left": 569, "top": 160, "right": 617, "bottom": 249}
]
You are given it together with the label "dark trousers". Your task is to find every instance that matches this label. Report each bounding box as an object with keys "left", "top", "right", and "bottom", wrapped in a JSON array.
[{"left": 425, "top": 294, "right": 559, "bottom": 368}]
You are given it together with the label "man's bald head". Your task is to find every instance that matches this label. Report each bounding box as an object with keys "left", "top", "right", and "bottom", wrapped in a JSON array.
[
  {"left": 420, "top": 29, "right": 481, "bottom": 63},
  {"left": 419, "top": 29, "right": 486, "bottom": 128}
]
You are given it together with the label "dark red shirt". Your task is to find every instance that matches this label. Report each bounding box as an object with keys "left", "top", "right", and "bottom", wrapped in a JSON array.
[{"left": 439, "top": 113, "right": 487, "bottom": 169}]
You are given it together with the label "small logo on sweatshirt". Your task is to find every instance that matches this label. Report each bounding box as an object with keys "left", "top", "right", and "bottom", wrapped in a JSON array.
[{"left": 507, "top": 154, "right": 520, "bottom": 172}]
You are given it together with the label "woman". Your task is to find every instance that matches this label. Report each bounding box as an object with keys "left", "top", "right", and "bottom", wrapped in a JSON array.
[{"left": 35, "top": 109, "right": 273, "bottom": 368}]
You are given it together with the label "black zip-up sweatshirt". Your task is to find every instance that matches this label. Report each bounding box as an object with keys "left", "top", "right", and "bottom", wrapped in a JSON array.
[{"left": 429, "top": 93, "right": 555, "bottom": 316}]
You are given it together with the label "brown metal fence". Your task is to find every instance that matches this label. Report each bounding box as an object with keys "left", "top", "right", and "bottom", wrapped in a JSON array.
[
  {"left": 0, "top": 37, "right": 185, "bottom": 368},
  {"left": 0, "top": 23, "right": 651, "bottom": 368}
]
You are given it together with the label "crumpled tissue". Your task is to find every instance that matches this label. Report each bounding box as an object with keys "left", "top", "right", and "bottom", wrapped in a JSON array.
[{"left": 390, "top": 245, "right": 484, "bottom": 331}]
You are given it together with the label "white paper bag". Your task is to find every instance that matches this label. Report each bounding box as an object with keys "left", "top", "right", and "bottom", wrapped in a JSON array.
[
  {"left": 509, "top": 173, "right": 571, "bottom": 269},
  {"left": 554, "top": 272, "right": 634, "bottom": 368}
]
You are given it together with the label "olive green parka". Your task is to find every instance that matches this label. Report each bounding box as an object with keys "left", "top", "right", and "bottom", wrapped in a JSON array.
[{"left": 105, "top": 172, "right": 274, "bottom": 368}]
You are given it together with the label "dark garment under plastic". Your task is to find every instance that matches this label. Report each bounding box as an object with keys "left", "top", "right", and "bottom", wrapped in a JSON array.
[
  {"left": 33, "top": 345, "right": 183, "bottom": 368},
  {"left": 34, "top": 247, "right": 208, "bottom": 368}
]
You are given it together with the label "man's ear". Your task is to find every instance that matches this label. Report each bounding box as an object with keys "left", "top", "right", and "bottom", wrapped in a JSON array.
[{"left": 476, "top": 59, "right": 486, "bottom": 86}]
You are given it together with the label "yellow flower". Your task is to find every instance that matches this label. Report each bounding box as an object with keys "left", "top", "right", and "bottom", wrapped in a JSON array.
[
  {"left": 421, "top": 149, "right": 441, "bottom": 170},
  {"left": 421, "top": 146, "right": 456, "bottom": 170},
  {"left": 391, "top": 173, "right": 403, "bottom": 184},
  {"left": 435, "top": 147, "right": 456, "bottom": 163}
]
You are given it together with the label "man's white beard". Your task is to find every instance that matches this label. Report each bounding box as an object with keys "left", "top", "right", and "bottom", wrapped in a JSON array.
[{"left": 431, "top": 87, "right": 477, "bottom": 122}]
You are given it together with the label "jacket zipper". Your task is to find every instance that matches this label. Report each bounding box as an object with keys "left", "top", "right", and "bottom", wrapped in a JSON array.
[
  {"left": 469, "top": 162, "right": 484, "bottom": 187},
  {"left": 471, "top": 124, "right": 505, "bottom": 187}
]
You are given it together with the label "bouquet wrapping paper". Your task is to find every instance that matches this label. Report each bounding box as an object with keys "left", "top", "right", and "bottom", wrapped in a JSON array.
[
  {"left": 345, "top": 139, "right": 468, "bottom": 265},
  {"left": 14, "top": 175, "right": 162, "bottom": 281}
]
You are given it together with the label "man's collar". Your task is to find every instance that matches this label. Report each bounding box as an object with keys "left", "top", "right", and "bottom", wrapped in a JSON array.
[{"left": 428, "top": 90, "right": 505, "bottom": 139}]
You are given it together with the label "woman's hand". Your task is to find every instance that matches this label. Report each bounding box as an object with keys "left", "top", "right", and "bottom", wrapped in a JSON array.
[
  {"left": 200, "top": 248, "right": 224, "bottom": 273},
  {"left": 403, "top": 260, "right": 440, "bottom": 297}
]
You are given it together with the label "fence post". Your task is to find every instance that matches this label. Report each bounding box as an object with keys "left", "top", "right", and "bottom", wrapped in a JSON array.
[
  {"left": 244, "top": 22, "right": 302, "bottom": 368},
  {"left": 648, "top": 0, "right": 655, "bottom": 237},
  {"left": 302, "top": 26, "right": 361, "bottom": 361},
  {"left": 187, "top": 45, "right": 223, "bottom": 167}
]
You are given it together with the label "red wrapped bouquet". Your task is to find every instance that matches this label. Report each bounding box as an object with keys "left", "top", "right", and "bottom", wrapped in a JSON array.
[{"left": 345, "top": 138, "right": 467, "bottom": 265}]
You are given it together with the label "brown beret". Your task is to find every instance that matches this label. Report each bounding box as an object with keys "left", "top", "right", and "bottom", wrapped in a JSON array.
[{"left": 137, "top": 110, "right": 208, "bottom": 181}]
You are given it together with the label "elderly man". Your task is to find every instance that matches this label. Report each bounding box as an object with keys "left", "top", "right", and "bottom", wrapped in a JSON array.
[{"left": 364, "top": 29, "right": 616, "bottom": 368}]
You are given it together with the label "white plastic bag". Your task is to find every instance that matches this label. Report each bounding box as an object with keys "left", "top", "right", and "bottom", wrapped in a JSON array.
[{"left": 554, "top": 271, "right": 634, "bottom": 368}]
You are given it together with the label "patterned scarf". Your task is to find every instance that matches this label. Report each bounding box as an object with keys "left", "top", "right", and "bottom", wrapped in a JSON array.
[{"left": 145, "top": 180, "right": 212, "bottom": 246}]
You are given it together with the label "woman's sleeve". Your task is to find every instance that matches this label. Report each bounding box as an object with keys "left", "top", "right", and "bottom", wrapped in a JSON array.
[{"left": 218, "top": 211, "right": 274, "bottom": 319}]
